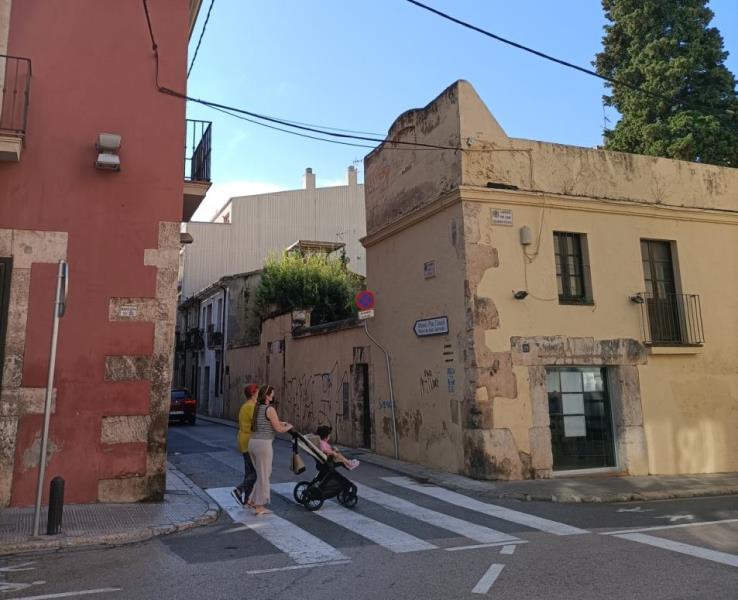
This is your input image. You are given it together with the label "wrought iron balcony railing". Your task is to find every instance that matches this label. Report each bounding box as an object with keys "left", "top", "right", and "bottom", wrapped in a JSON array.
[
  {"left": 0, "top": 55, "right": 32, "bottom": 136},
  {"left": 184, "top": 119, "right": 211, "bottom": 182},
  {"left": 634, "top": 292, "right": 705, "bottom": 346}
]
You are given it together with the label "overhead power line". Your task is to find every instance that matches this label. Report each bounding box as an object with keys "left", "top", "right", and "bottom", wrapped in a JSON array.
[
  {"left": 405, "top": 0, "right": 734, "bottom": 118},
  {"left": 188, "top": 0, "right": 215, "bottom": 78}
]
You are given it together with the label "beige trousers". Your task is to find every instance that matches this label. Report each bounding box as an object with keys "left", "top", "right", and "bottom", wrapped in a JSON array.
[{"left": 247, "top": 437, "right": 273, "bottom": 505}]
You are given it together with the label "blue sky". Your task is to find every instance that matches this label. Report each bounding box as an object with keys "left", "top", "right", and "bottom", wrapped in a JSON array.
[{"left": 186, "top": 0, "right": 738, "bottom": 220}]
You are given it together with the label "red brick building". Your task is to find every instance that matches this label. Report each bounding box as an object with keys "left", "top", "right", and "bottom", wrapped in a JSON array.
[{"left": 0, "top": 0, "right": 211, "bottom": 506}]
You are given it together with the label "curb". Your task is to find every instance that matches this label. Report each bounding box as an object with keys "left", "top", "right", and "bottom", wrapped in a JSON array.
[
  {"left": 353, "top": 451, "right": 738, "bottom": 504},
  {"left": 0, "top": 465, "right": 220, "bottom": 557}
]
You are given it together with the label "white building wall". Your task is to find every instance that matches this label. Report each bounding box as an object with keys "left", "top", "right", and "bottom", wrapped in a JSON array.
[{"left": 181, "top": 167, "right": 366, "bottom": 298}]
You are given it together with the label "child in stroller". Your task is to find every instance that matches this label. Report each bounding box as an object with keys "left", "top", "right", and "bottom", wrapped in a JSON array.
[
  {"left": 290, "top": 428, "right": 359, "bottom": 511},
  {"left": 317, "top": 425, "right": 360, "bottom": 470}
]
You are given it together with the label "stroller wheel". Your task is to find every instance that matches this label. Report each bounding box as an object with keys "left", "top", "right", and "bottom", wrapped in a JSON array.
[
  {"left": 293, "top": 481, "right": 310, "bottom": 504},
  {"left": 337, "top": 485, "right": 358, "bottom": 508},
  {"left": 303, "top": 488, "right": 324, "bottom": 511}
]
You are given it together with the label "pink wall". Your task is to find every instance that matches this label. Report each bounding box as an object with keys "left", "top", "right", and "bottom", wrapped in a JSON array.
[{"left": 0, "top": 1, "right": 189, "bottom": 505}]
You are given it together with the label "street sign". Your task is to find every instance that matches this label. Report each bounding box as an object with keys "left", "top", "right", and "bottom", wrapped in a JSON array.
[
  {"left": 413, "top": 316, "right": 449, "bottom": 337},
  {"left": 355, "top": 290, "right": 375, "bottom": 311},
  {"left": 358, "top": 309, "right": 374, "bottom": 320}
]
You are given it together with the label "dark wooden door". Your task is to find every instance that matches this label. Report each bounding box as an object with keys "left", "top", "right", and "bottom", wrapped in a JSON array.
[
  {"left": 0, "top": 257, "right": 12, "bottom": 392},
  {"left": 641, "top": 240, "right": 680, "bottom": 343}
]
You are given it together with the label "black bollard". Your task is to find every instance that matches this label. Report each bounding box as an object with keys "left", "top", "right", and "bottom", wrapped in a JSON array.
[{"left": 46, "top": 476, "right": 65, "bottom": 535}]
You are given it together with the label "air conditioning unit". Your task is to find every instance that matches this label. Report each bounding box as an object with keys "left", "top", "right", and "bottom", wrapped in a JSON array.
[{"left": 95, "top": 153, "right": 120, "bottom": 171}]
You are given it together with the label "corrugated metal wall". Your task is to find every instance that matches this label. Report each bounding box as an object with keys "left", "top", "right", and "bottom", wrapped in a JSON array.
[{"left": 181, "top": 181, "right": 366, "bottom": 298}]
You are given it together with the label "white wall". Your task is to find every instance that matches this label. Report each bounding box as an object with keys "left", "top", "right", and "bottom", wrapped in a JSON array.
[{"left": 181, "top": 169, "right": 366, "bottom": 298}]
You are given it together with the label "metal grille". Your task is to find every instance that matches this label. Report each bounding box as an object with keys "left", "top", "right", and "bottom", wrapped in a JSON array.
[
  {"left": 184, "top": 119, "right": 211, "bottom": 182},
  {"left": 638, "top": 292, "right": 705, "bottom": 346},
  {"left": 0, "top": 55, "right": 32, "bottom": 135}
]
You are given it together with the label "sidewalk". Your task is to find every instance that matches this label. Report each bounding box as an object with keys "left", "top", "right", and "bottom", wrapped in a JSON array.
[
  {"left": 0, "top": 463, "right": 220, "bottom": 556},
  {"left": 352, "top": 450, "right": 738, "bottom": 503},
  {"left": 197, "top": 414, "right": 738, "bottom": 503}
]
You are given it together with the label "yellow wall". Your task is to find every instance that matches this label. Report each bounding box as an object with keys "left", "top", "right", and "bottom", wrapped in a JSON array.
[
  {"left": 467, "top": 189, "right": 738, "bottom": 474},
  {"left": 365, "top": 202, "right": 468, "bottom": 472}
]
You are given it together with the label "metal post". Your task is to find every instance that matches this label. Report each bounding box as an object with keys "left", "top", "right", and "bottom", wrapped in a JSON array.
[
  {"left": 363, "top": 322, "right": 399, "bottom": 460},
  {"left": 32, "top": 260, "right": 68, "bottom": 537}
]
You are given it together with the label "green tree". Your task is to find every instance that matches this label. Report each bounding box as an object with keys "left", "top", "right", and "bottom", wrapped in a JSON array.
[
  {"left": 255, "top": 253, "right": 363, "bottom": 325},
  {"left": 595, "top": 0, "right": 738, "bottom": 166}
]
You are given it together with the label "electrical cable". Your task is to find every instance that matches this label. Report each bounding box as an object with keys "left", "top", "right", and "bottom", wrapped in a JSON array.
[
  {"left": 405, "top": 0, "right": 735, "bottom": 118},
  {"left": 188, "top": 0, "right": 215, "bottom": 78}
]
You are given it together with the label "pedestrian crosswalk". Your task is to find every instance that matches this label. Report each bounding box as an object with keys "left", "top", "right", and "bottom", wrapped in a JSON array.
[{"left": 206, "top": 477, "right": 580, "bottom": 569}]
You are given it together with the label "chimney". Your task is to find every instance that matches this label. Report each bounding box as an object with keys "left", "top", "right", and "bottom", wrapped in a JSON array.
[
  {"left": 347, "top": 165, "right": 358, "bottom": 187},
  {"left": 304, "top": 167, "right": 316, "bottom": 190}
]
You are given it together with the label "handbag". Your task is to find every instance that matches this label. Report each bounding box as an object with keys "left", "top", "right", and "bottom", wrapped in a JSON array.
[{"left": 291, "top": 437, "right": 306, "bottom": 474}]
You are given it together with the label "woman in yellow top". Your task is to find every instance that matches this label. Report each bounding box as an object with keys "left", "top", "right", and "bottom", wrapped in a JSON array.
[{"left": 231, "top": 383, "right": 259, "bottom": 506}]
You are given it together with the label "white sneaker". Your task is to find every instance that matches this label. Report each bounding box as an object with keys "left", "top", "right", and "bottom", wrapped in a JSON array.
[{"left": 348, "top": 459, "right": 360, "bottom": 470}]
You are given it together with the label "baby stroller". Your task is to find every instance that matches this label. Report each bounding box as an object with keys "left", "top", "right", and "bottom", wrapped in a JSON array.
[{"left": 289, "top": 430, "right": 358, "bottom": 511}]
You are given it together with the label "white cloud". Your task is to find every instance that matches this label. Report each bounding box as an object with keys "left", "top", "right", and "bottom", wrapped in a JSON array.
[{"left": 191, "top": 180, "right": 283, "bottom": 222}]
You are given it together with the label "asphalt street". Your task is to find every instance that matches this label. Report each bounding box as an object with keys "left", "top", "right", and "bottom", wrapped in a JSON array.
[{"left": 1, "top": 420, "right": 736, "bottom": 600}]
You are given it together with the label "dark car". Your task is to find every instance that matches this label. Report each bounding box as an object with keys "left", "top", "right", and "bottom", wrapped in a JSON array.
[{"left": 170, "top": 388, "right": 196, "bottom": 425}]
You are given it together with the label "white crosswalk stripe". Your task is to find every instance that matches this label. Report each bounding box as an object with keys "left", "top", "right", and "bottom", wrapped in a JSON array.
[
  {"left": 206, "top": 487, "right": 348, "bottom": 564},
  {"left": 383, "top": 476, "right": 588, "bottom": 536},
  {"left": 271, "top": 483, "right": 437, "bottom": 553},
  {"left": 354, "top": 482, "right": 519, "bottom": 544}
]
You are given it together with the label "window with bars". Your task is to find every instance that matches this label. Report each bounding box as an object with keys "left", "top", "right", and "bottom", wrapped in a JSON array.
[{"left": 554, "top": 232, "right": 592, "bottom": 304}]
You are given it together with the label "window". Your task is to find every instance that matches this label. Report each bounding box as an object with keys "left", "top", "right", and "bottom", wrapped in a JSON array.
[{"left": 554, "top": 232, "right": 592, "bottom": 304}]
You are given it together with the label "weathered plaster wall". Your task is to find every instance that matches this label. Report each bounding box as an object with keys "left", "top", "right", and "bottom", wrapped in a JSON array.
[
  {"left": 465, "top": 189, "right": 738, "bottom": 475},
  {"left": 224, "top": 313, "right": 376, "bottom": 449},
  {"left": 362, "top": 202, "right": 468, "bottom": 472},
  {"left": 364, "top": 83, "right": 468, "bottom": 236},
  {"left": 0, "top": 1, "right": 189, "bottom": 505}
]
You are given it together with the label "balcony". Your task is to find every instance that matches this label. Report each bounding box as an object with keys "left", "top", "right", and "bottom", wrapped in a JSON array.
[
  {"left": 182, "top": 119, "right": 212, "bottom": 221},
  {"left": 0, "top": 55, "right": 31, "bottom": 161},
  {"left": 634, "top": 292, "right": 705, "bottom": 346}
]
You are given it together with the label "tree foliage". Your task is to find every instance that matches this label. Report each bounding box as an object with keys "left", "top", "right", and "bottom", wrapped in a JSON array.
[
  {"left": 255, "top": 253, "right": 363, "bottom": 325},
  {"left": 595, "top": 0, "right": 738, "bottom": 166}
]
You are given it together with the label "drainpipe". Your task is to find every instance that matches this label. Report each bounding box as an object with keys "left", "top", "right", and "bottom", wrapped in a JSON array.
[
  {"left": 362, "top": 321, "right": 399, "bottom": 460},
  {"left": 218, "top": 282, "right": 228, "bottom": 414}
]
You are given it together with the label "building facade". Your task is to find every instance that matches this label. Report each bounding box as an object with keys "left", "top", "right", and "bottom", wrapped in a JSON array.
[
  {"left": 0, "top": 0, "right": 209, "bottom": 506},
  {"left": 180, "top": 166, "right": 366, "bottom": 299},
  {"left": 362, "top": 80, "right": 738, "bottom": 479}
]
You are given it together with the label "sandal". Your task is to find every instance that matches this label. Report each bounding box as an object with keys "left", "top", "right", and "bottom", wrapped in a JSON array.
[{"left": 255, "top": 509, "right": 272, "bottom": 516}]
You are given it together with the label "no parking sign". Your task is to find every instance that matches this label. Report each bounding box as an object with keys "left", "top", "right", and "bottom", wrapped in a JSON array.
[{"left": 354, "top": 290, "right": 375, "bottom": 311}]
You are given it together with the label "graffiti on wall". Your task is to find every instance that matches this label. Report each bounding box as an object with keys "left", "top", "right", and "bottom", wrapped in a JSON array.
[
  {"left": 419, "top": 369, "right": 439, "bottom": 395},
  {"left": 284, "top": 361, "right": 351, "bottom": 441}
]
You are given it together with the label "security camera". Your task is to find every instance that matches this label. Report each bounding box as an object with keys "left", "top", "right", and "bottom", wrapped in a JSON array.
[{"left": 95, "top": 153, "right": 120, "bottom": 171}]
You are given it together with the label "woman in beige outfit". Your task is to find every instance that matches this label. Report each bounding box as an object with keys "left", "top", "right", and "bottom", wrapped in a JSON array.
[{"left": 248, "top": 385, "right": 292, "bottom": 516}]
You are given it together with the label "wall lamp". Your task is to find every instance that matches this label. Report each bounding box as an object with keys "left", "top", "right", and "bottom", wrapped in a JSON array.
[
  {"left": 95, "top": 133, "right": 121, "bottom": 171},
  {"left": 629, "top": 293, "right": 645, "bottom": 304},
  {"left": 513, "top": 290, "right": 529, "bottom": 300}
]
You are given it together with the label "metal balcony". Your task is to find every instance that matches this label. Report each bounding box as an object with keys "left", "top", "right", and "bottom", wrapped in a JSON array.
[
  {"left": 635, "top": 292, "right": 705, "bottom": 346},
  {"left": 182, "top": 119, "right": 212, "bottom": 221},
  {"left": 0, "top": 55, "right": 32, "bottom": 161}
]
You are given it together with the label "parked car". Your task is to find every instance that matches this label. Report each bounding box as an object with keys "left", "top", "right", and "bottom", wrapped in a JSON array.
[{"left": 170, "top": 388, "right": 196, "bottom": 425}]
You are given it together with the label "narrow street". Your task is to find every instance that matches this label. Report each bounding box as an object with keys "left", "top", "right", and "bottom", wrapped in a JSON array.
[{"left": 1, "top": 420, "right": 736, "bottom": 599}]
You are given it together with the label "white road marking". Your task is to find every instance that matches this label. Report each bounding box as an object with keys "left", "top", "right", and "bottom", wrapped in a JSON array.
[
  {"left": 0, "top": 562, "right": 36, "bottom": 572},
  {"left": 603, "top": 517, "right": 738, "bottom": 536},
  {"left": 471, "top": 563, "right": 505, "bottom": 594},
  {"left": 654, "top": 514, "right": 694, "bottom": 523},
  {"left": 383, "top": 477, "right": 588, "bottom": 536},
  {"left": 206, "top": 487, "right": 348, "bottom": 565},
  {"left": 614, "top": 532, "right": 738, "bottom": 568},
  {"left": 446, "top": 541, "right": 528, "bottom": 552},
  {"left": 246, "top": 561, "right": 351, "bottom": 575},
  {"left": 354, "top": 482, "right": 519, "bottom": 544},
  {"left": 616, "top": 506, "right": 653, "bottom": 513},
  {"left": 500, "top": 545, "right": 517, "bottom": 555},
  {"left": 217, "top": 525, "right": 251, "bottom": 535},
  {"left": 272, "top": 483, "right": 437, "bottom": 553},
  {"left": 5, "top": 589, "right": 121, "bottom": 600}
]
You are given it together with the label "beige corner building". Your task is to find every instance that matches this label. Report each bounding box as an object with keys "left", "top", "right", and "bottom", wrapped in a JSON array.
[{"left": 362, "top": 80, "right": 738, "bottom": 480}]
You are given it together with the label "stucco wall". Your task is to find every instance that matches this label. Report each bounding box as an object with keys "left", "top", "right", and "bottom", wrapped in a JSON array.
[
  {"left": 363, "top": 79, "right": 738, "bottom": 480},
  {"left": 363, "top": 202, "right": 468, "bottom": 473},
  {"left": 224, "top": 313, "right": 378, "bottom": 449},
  {"left": 0, "top": 1, "right": 189, "bottom": 505}
]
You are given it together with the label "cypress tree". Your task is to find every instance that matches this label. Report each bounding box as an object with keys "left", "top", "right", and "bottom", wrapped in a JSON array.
[{"left": 595, "top": 0, "right": 738, "bottom": 166}]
